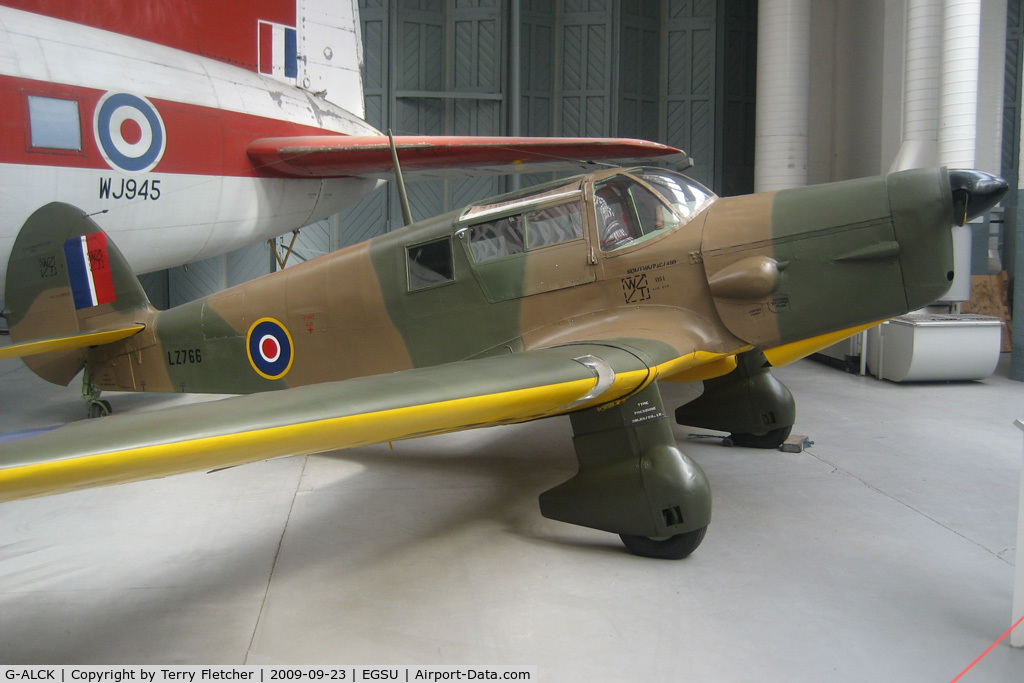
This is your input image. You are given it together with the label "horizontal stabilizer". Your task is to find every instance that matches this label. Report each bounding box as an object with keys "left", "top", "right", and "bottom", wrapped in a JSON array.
[
  {"left": 248, "top": 135, "right": 692, "bottom": 179},
  {"left": 0, "top": 325, "right": 144, "bottom": 361}
]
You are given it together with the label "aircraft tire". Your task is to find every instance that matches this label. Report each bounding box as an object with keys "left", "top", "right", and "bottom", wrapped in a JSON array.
[
  {"left": 87, "top": 399, "right": 112, "bottom": 419},
  {"left": 728, "top": 426, "right": 791, "bottom": 449},
  {"left": 619, "top": 526, "right": 707, "bottom": 560}
]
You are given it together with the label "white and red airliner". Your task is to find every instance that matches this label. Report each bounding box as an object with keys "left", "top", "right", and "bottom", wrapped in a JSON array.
[{"left": 0, "top": 0, "right": 687, "bottom": 303}]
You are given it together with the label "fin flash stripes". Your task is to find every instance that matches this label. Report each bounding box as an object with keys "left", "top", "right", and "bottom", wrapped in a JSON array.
[{"left": 64, "top": 233, "right": 116, "bottom": 310}]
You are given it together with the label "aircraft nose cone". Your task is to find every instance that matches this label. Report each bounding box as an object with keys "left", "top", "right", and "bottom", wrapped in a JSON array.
[{"left": 949, "top": 169, "right": 1008, "bottom": 225}]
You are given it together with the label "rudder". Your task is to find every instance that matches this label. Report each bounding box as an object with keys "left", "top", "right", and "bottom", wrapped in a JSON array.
[{"left": 3, "top": 202, "right": 153, "bottom": 385}]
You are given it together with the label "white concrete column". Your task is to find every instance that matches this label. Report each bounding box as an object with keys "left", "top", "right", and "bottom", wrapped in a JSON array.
[
  {"left": 938, "top": 0, "right": 981, "bottom": 169},
  {"left": 754, "top": 0, "right": 811, "bottom": 192},
  {"left": 938, "top": 0, "right": 982, "bottom": 303},
  {"left": 892, "top": 0, "right": 941, "bottom": 171},
  {"left": 976, "top": 0, "right": 1007, "bottom": 177}
]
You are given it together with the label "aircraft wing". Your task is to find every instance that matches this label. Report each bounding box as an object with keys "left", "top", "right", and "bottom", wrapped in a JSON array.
[
  {"left": 0, "top": 338, "right": 728, "bottom": 503},
  {"left": 247, "top": 135, "right": 691, "bottom": 179}
]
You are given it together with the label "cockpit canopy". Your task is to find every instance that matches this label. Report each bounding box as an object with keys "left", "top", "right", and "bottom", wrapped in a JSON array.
[
  {"left": 595, "top": 168, "right": 714, "bottom": 251},
  {"left": 458, "top": 167, "right": 715, "bottom": 263}
]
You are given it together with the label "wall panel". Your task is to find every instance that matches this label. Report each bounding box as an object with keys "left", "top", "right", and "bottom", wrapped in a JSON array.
[
  {"left": 162, "top": 0, "right": 756, "bottom": 305},
  {"left": 664, "top": 3, "right": 716, "bottom": 187},
  {"left": 618, "top": 0, "right": 659, "bottom": 141},
  {"left": 560, "top": 3, "right": 614, "bottom": 136}
]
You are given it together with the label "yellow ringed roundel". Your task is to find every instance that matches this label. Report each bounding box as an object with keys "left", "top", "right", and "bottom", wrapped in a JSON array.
[{"left": 246, "top": 317, "right": 294, "bottom": 380}]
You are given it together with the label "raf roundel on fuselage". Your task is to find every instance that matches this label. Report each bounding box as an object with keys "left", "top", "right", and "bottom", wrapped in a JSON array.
[
  {"left": 246, "top": 318, "right": 294, "bottom": 381},
  {"left": 93, "top": 92, "right": 167, "bottom": 173}
]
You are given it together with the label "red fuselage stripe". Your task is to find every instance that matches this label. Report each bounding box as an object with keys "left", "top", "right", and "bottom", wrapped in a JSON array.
[{"left": 0, "top": 74, "right": 343, "bottom": 177}]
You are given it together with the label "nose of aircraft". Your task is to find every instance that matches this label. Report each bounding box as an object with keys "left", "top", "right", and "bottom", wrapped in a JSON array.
[{"left": 949, "top": 169, "right": 1009, "bottom": 225}]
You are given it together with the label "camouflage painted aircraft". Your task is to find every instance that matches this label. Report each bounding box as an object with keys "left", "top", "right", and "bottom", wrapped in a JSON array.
[{"left": 0, "top": 163, "right": 1007, "bottom": 559}]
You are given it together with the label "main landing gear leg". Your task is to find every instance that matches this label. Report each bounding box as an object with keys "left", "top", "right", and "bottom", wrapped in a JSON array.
[
  {"left": 539, "top": 382, "right": 712, "bottom": 559},
  {"left": 82, "top": 366, "right": 111, "bottom": 419},
  {"left": 674, "top": 348, "right": 795, "bottom": 449}
]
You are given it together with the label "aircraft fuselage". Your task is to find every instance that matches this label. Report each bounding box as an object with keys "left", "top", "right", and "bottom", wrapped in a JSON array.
[
  {"left": 56, "top": 166, "right": 962, "bottom": 396},
  {"left": 0, "top": 5, "right": 380, "bottom": 301}
]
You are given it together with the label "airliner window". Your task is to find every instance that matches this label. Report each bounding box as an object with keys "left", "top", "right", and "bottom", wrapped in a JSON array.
[
  {"left": 407, "top": 238, "right": 454, "bottom": 290},
  {"left": 27, "top": 96, "right": 82, "bottom": 151}
]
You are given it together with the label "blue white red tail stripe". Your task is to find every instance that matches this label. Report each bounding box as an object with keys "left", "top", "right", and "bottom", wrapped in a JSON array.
[
  {"left": 258, "top": 21, "right": 298, "bottom": 80},
  {"left": 64, "top": 233, "right": 116, "bottom": 310}
]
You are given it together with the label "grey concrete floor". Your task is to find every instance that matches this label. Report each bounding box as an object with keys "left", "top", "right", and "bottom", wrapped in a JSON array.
[{"left": 1, "top": 338, "right": 1023, "bottom": 681}]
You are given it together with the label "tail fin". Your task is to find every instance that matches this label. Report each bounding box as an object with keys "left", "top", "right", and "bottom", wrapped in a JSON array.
[
  {"left": 3, "top": 203, "right": 152, "bottom": 385},
  {"left": 259, "top": 0, "right": 365, "bottom": 119},
  {"left": 296, "top": 0, "right": 365, "bottom": 119}
]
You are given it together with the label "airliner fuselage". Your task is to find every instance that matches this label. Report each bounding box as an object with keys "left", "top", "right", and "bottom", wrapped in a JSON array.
[{"left": 0, "top": 3, "right": 380, "bottom": 301}]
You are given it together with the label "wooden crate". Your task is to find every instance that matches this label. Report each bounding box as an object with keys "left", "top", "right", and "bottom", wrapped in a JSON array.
[{"left": 961, "top": 272, "right": 1012, "bottom": 352}]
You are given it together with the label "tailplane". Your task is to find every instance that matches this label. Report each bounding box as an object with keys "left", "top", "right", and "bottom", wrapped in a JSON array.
[{"left": 2, "top": 203, "right": 153, "bottom": 385}]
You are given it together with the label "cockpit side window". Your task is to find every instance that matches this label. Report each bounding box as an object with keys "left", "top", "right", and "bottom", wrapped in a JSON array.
[
  {"left": 595, "top": 180, "right": 634, "bottom": 250},
  {"left": 466, "top": 199, "right": 584, "bottom": 263},
  {"left": 525, "top": 202, "right": 584, "bottom": 247},
  {"left": 407, "top": 237, "right": 454, "bottom": 290},
  {"left": 467, "top": 215, "right": 525, "bottom": 262},
  {"left": 596, "top": 177, "right": 681, "bottom": 251},
  {"left": 631, "top": 183, "right": 681, "bottom": 235},
  {"left": 639, "top": 169, "right": 713, "bottom": 219}
]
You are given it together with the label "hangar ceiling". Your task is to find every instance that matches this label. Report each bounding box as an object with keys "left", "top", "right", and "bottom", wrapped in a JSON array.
[{"left": 146, "top": 0, "right": 756, "bottom": 308}]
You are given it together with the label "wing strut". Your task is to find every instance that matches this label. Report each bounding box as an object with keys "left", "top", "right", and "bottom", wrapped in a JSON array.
[{"left": 388, "top": 129, "right": 414, "bottom": 227}]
